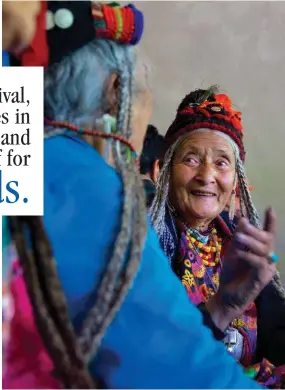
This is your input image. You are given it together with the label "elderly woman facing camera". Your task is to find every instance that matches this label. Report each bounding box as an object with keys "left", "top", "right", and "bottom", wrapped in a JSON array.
[{"left": 150, "top": 87, "right": 285, "bottom": 386}]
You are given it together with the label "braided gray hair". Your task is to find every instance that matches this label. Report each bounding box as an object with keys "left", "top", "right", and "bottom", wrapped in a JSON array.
[
  {"left": 11, "top": 39, "right": 149, "bottom": 387},
  {"left": 75, "top": 42, "right": 149, "bottom": 362}
]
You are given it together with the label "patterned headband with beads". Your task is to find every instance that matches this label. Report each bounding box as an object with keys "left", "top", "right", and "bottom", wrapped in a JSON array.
[
  {"left": 165, "top": 86, "right": 246, "bottom": 162},
  {"left": 11, "top": 1, "right": 144, "bottom": 67}
]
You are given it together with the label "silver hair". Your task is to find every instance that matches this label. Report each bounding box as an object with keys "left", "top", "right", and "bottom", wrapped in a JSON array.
[
  {"left": 44, "top": 40, "right": 150, "bottom": 135},
  {"left": 42, "top": 39, "right": 150, "bottom": 367}
]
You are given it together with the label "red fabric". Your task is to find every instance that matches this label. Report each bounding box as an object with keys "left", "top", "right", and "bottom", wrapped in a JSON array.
[
  {"left": 20, "top": 1, "right": 49, "bottom": 67},
  {"left": 3, "top": 260, "right": 60, "bottom": 389}
]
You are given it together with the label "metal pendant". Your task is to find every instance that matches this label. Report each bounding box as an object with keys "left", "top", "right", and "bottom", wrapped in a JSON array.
[{"left": 224, "top": 327, "right": 243, "bottom": 361}]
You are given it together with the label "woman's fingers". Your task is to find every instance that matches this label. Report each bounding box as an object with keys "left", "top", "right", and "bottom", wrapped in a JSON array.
[
  {"left": 236, "top": 218, "right": 274, "bottom": 248},
  {"left": 263, "top": 207, "right": 277, "bottom": 235},
  {"left": 235, "top": 249, "right": 277, "bottom": 271},
  {"left": 235, "top": 233, "right": 268, "bottom": 257}
]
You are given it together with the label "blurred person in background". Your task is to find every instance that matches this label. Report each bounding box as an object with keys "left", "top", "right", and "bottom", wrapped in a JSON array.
[
  {"left": 2, "top": 1, "right": 281, "bottom": 389},
  {"left": 140, "top": 124, "right": 164, "bottom": 207}
]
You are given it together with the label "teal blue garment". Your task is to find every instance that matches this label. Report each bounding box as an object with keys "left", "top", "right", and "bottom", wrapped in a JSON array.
[
  {"left": 43, "top": 133, "right": 262, "bottom": 389},
  {"left": 2, "top": 217, "right": 10, "bottom": 251},
  {"left": 2, "top": 217, "right": 12, "bottom": 281},
  {"left": 2, "top": 51, "right": 10, "bottom": 66},
  {"left": 2, "top": 52, "right": 10, "bottom": 280}
]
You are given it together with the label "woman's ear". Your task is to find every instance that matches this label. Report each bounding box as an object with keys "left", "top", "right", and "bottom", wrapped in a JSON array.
[
  {"left": 104, "top": 73, "right": 119, "bottom": 117},
  {"left": 151, "top": 159, "right": 160, "bottom": 184}
]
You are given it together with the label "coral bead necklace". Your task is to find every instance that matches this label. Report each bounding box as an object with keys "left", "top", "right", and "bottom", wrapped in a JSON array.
[{"left": 186, "top": 227, "right": 222, "bottom": 267}]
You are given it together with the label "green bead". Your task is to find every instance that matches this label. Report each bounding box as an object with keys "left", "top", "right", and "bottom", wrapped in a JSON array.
[
  {"left": 244, "top": 367, "right": 256, "bottom": 379},
  {"left": 126, "top": 147, "right": 132, "bottom": 163},
  {"left": 94, "top": 20, "right": 106, "bottom": 28},
  {"left": 108, "top": 2, "right": 120, "bottom": 7}
]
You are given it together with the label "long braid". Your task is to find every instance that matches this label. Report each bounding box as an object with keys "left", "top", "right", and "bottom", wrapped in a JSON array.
[
  {"left": 148, "top": 149, "right": 172, "bottom": 235},
  {"left": 78, "top": 165, "right": 135, "bottom": 359},
  {"left": 236, "top": 157, "right": 261, "bottom": 228},
  {"left": 149, "top": 134, "right": 188, "bottom": 237},
  {"left": 80, "top": 163, "right": 147, "bottom": 357},
  {"left": 77, "top": 51, "right": 148, "bottom": 361},
  {"left": 126, "top": 51, "right": 134, "bottom": 140}
]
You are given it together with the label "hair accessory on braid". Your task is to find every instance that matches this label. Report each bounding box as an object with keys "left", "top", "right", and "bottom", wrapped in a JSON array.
[
  {"left": 10, "top": 1, "right": 144, "bottom": 67},
  {"left": 165, "top": 86, "right": 245, "bottom": 162}
]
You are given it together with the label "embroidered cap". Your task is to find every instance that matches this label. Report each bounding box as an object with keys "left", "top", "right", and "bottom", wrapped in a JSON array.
[{"left": 165, "top": 87, "right": 245, "bottom": 162}]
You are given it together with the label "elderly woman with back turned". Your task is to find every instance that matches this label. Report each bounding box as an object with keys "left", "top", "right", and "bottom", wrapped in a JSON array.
[
  {"left": 150, "top": 87, "right": 285, "bottom": 386},
  {"left": 3, "top": 2, "right": 283, "bottom": 388}
]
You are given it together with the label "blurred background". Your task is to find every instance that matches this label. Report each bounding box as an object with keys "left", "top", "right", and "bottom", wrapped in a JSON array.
[{"left": 137, "top": 1, "right": 285, "bottom": 279}]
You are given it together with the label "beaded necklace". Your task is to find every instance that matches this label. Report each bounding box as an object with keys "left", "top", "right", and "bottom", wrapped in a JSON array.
[{"left": 186, "top": 227, "right": 222, "bottom": 267}]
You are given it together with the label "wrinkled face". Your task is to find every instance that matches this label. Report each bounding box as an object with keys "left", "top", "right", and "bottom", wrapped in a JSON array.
[{"left": 169, "top": 130, "right": 236, "bottom": 224}]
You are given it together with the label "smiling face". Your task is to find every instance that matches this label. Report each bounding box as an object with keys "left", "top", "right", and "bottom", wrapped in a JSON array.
[{"left": 169, "top": 130, "right": 236, "bottom": 229}]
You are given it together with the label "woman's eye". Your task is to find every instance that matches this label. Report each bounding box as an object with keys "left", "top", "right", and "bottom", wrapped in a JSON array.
[
  {"left": 185, "top": 157, "right": 199, "bottom": 165},
  {"left": 216, "top": 160, "right": 229, "bottom": 167}
]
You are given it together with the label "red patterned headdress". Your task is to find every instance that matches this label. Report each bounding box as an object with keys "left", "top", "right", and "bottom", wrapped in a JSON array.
[
  {"left": 11, "top": 1, "right": 144, "bottom": 67},
  {"left": 165, "top": 87, "right": 245, "bottom": 161}
]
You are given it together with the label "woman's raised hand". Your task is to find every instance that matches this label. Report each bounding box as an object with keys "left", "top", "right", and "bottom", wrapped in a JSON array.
[
  {"left": 2, "top": 1, "right": 41, "bottom": 53},
  {"left": 207, "top": 207, "right": 277, "bottom": 331}
]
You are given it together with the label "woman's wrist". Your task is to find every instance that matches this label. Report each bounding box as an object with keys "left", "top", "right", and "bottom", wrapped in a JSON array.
[
  {"left": 198, "top": 302, "right": 227, "bottom": 341},
  {"left": 205, "top": 294, "right": 232, "bottom": 332}
]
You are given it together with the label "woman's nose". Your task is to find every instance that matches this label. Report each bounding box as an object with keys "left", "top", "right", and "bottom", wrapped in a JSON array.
[{"left": 195, "top": 163, "right": 216, "bottom": 185}]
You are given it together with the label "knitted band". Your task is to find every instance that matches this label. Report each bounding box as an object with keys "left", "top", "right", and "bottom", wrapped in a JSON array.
[
  {"left": 92, "top": 2, "right": 143, "bottom": 45},
  {"left": 166, "top": 121, "right": 245, "bottom": 162}
]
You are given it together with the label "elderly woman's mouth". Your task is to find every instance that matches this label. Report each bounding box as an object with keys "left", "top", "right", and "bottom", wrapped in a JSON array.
[{"left": 190, "top": 190, "right": 216, "bottom": 197}]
